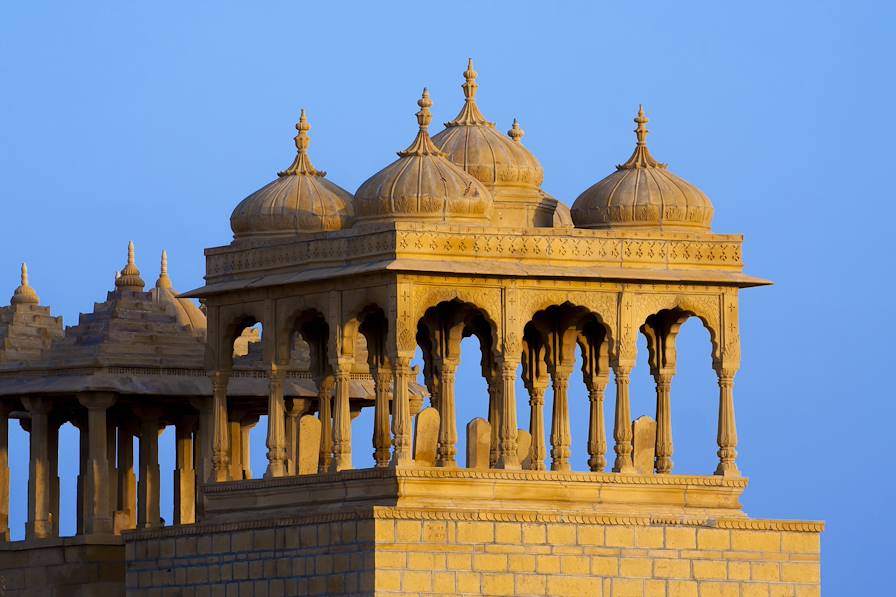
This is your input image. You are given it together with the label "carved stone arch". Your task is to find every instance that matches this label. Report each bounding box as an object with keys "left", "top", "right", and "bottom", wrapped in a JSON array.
[
  {"left": 527, "top": 301, "right": 614, "bottom": 372},
  {"left": 339, "top": 286, "right": 390, "bottom": 364},
  {"left": 412, "top": 286, "right": 502, "bottom": 350},
  {"left": 215, "top": 301, "right": 266, "bottom": 371},
  {"left": 355, "top": 303, "right": 390, "bottom": 370},
  {"left": 631, "top": 293, "right": 723, "bottom": 366},
  {"left": 519, "top": 292, "right": 617, "bottom": 361}
]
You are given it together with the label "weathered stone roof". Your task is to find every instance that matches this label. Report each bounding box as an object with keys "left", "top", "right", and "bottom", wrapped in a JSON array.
[{"left": 0, "top": 264, "right": 63, "bottom": 366}]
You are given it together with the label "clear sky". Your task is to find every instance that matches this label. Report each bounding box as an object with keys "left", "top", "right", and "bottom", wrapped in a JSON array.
[{"left": 1, "top": 1, "right": 891, "bottom": 593}]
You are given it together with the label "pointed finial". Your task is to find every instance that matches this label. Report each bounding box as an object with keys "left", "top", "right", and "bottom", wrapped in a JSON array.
[
  {"left": 156, "top": 249, "right": 172, "bottom": 289},
  {"left": 617, "top": 104, "right": 667, "bottom": 170},
  {"left": 398, "top": 89, "right": 446, "bottom": 157},
  {"left": 278, "top": 108, "right": 326, "bottom": 177},
  {"left": 508, "top": 118, "right": 525, "bottom": 142},
  {"left": 446, "top": 58, "right": 493, "bottom": 127},
  {"left": 11, "top": 262, "right": 39, "bottom": 305},
  {"left": 115, "top": 240, "right": 145, "bottom": 290}
]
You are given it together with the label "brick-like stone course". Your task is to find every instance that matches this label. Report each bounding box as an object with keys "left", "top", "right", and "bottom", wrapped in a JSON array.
[{"left": 123, "top": 508, "right": 821, "bottom": 597}]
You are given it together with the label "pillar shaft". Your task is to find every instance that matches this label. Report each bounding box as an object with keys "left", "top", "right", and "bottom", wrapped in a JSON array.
[
  {"left": 487, "top": 382, "right": 499, "bottom": 468},
  {"left": 436, "top": 361, "right": 458, "bottom": 467},
  {"left": 549, "top": 368, "right": 572, "bottom": 471},
  {"left": 137, "top": 416, "right": 160, "bottom": 529},
  {"left": 526, "top": 382, "right": 547, "bottom": 471},
  {"left": 495, "top": 359, "right": 520, "bottom": 469},
  {"left": 0, "top": 404, "right": 9, "bottom": 542},
  {"left": 317, "top": 376, "right": 334, "bottom": 472},
  {"left": 265, "top": 366, "right": 287, "bottom": 478},
  {"left": 587, "top": 379, "right": 608, "bottom": 472},
  {"left": 79, "top": 393, "right": 116, "bottom": 534},
  {"left": 390, "top": 357, "right": 412, "bottom": 467},
  {"left": 210, "top": 371, "right": 231, "bottom": 482},
  {"left": 285, "top": 402, "right": 298, "bottom": 475},
  {"left": 332, "top": 366, "right": 352, "bottom": 472},
  {"left": 715, "top": 371, "right": 740, "bottom": 477},
  {"left": 24, "top": 397, "right": 51, "bottom": 540},
  {"left": 654, "top": 372, "right": 674, "bottom": 474},
  {"left": 117, "top": 424, "right": 136, "bottom": 530},
  {"left": 48, "top": 420, "right": 59, "bottom": 537},
  {"left": 372, "top": 366, "right": 393, "bottom": 468},
  {"left": 173, "top": 418, "right": 196, "bottom": 525},
  {"left": 612, "top": 365, "right": 635, "bottom": 473}
]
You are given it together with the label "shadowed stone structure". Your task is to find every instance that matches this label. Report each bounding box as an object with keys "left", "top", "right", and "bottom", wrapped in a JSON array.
[{"left": 0, "top": 60, "right": 821, "bottom": 597}]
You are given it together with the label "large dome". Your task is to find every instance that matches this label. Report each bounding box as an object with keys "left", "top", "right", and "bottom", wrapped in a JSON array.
[
  {"left": 571, "top": 107, "right": 713, "bottom": 232},
  {"left": 431, "top": 60, "right": 543, "bottom": 191},
  {"left": 230, "top": 110, "right": 353, "bottom": 240},
  {"left": 354, "top": 89, "right": 493, "bottom": 224}
]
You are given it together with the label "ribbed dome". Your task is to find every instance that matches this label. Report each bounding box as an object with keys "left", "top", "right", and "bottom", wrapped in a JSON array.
[
  {"left": 571, "top": 107, "right": 713, "bottom": 232},
  {"left": 230, "top": 110, "right": 353, "bottom": 239},
  {"left": 152, "top": 251, "right": 206, "bottom": 334},
  {"left": 354, "top": 89, "right": 493, "bottom": 224},
  {"left": 431, "top": 60, "right": 543, "bottom": 191}
]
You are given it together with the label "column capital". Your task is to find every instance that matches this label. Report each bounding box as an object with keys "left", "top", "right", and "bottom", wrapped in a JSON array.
[
  {"left": 21, "top": 396, "right": 51, "bottom": 415},
  {"left": 77, "top": 392, "right": 117, "bottom": 410}
]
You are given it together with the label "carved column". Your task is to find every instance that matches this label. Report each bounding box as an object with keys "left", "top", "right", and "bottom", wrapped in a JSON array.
[
  {"left": 48, "top": 418, "right": 60, "bottom": 537},
  {"left": 372, "top": 365, "right": 393, "bottom": 468},
  {"left": 117, "top": 422, "right": 136, "bottom": 530},
  {"left": 612, "top": 364, "right": 635, "bottom": 473},
  {"left": 525, "top": 379, "right": 547, "bottom": 470},
  {"left": 390, "top": 356, "right": 413, "bottom": 466},
  {"left": 23, "top": 397, "right": 51, "bottom": 540},
  {"left": 436, "top": 359, "right": 458, "bottom": 467},
  {"left": 654, "top": 371, "right": 674, "bottom": 474},
  {"left": 549, "top": 366, "right": 573, "bottom": 471},
  {"left": 264, "top": 365, "right": 287, "bottom": 478},
  {"left": 0, "top": 403, "right": 9, "bottom": 541},
  {"left": 332, "top": 362, "right": 353, "bottom": 472},
  {"left": 586, "top": 377, "right": 609, "bottom": 472},
  {"left": 78, "top": 392, "right": 116, "bottom": 534},
  {"left": 714, "top": 368, "right": 740, "bottom": 477},
  {"left": 75, "top": 416, "right": 87, "bottom": 534},
  {"left": 285, "top": 399, "right": 301, "bottom": 475},
  {"left": 210, "top": 371, "right": 231, "bottom": 482},
  {"left": 317, "top": 375, "right": 335, "bottom": 472},
  {"left": 137, "top": 413, "right": 161, "bottom": 529},
  {"left": 495, "top": 357, "right": 520, "bottom": 469},
  {"left": 173, "top": 416, "right": 196, "bottom": 525},
  {"left": 106, "top": 419, "right": 118, "bottom": 525},
  {"left": 487, "top": 382, "right": 499, "bottom": 468}
]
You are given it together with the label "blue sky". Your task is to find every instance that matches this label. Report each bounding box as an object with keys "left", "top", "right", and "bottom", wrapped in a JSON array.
[{"left": 1, "top": 1, "right": 891, "bottom": 592}]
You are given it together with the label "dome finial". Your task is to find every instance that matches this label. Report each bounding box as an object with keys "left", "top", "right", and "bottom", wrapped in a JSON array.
[
  {"left": 156, "top": 249, "right": 172, "bottom": 289},
  {"left": 445, "top": 58, "right": 493, "bottom": 127},
  {"left": 508, "top": 118, "right": 525, "bottom": 142},
  {"left": 115, "top": 240, "right": 145, "bottom": 290},
  {"left": 617, "top": 105, "right": 667, "bottom": 170},
  {"left": 11, "top": 262, "right": 40, "bottom": 305},
  {"left": 278, "top": 109, "right": 326, "bottom": 177},
  {"left": 398, "top": 89, "right": 446, "bottom": 157}
]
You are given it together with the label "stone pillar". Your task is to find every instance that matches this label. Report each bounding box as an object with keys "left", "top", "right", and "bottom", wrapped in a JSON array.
[
  {"left": 654, "top": 371, "right": 674, "bottom": 474},
  {"left": 317, "top": 376, "right": 335, "bottom": 472},
  {"left": 285, "top": 399, "right": 300, "bottom": 475},
  {"left": 436, "top": 360, "right": 458, "bottom": 467},
  {"left": 78, "top": 393, "right": 116, "bottom": 534},
  {"left": 240, "top": 419, "right": 257, "bottom": 480},
  {"left": 495, "top": 358, "right": 520, "bottom": 469},
  {"left": 525, "top": 380, "right": 547, "bottom": 470},
  {"left": 117, "top": 423, "right": 136, "bottom": 530},
  {"left": 612, "top": 365, "right": 635, "bottom": 473},
  {"left": 390, "top": 357, "right": 413, "bottom": 467},
  {"left": 487, "top": 382, "right": 499, "bottom": 467},
  {"left": 48, "top": 418, "right": 60, "bottom": 538},
  {"left": 0, "top": 403, "right": 10, "bottom": 542},
  {"left": 714, "top": 368, "right": 740, "bottom": 477},
  {"left": 332, "top": 364, "right": 352, "bottom": 472},
  {"left": 265, "top": 365, "right": 287, "bottom": 478},
  {"left": 75, "top": 417, "right": 88, "bottom": 535},
  {"left": 137, "top": 414, "right": 161, "bottom": 529},
  {"left": 549, "top": 366, "right": 573, "bottom": 471},
  {"left": 210, "top": 371, "right": 231, "bottom": 482},
  {"left": 173, "top": 417, "right": 196, "bottom": 525},
  {"left": 23, "top": 396, "right": 51, "bottom": 540},
  {"left": 372, "top": 366, "right": 393, "bottom": 468},
  {"left": 106, "top": 419, "right": 118, "bottom": 522},
  {"left": 586, "top": 377, "right": 609, "bottom": 472}
]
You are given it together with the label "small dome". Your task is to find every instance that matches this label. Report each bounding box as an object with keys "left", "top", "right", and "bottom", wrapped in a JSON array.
[
  {"left": 152, "top": 251, "right": 206, "bottom": 334},
  {"left": 571, "top": 107, "right": 713, "bottom": 231},
  {"left": 10, "top": 263, "right": 39, "bottom": 305},
  {"left": 230, "top": 111, "right": 353, "bottom": 239},
  {"left": 354, "top": 89, "right": 493, "bottom": 224},
  {"left": 431, "top": 60, "right": 544, "bottom": 191}
]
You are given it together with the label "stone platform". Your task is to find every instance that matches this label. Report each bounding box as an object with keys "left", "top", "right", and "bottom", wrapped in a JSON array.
[{"left": 123, "top": 469, "right": 822, "bottom": 596}]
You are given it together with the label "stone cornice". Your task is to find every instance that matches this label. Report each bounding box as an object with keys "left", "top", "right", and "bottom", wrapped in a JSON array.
[{"left": 190, "top": 223, "right": 766, "bottom": 296}]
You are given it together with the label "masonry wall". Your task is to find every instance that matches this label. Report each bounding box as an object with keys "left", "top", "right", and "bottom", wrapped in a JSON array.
[
  {"left": 124, "top": 507, "right": 821, "bottom": 597},
  {"left": 0, "top": 537, "right": 124, "bottom": 597}
]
